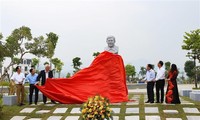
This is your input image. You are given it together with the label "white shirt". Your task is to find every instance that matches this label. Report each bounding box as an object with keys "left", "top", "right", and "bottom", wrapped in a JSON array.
[
  {"left": 104, "top": 46, "right": 119, "bottom": 54},
  {"left": 144, "top": 69, "right": 156, "bottom": 82},
  {"left": 11, "top": 72, "right": 25, "bottom": 84},
  {"left": 45, "top": 71, "right": 49, "bottom": 79},
  {"left": 155, "top": 67, "right": 165, "bottom": 80}
]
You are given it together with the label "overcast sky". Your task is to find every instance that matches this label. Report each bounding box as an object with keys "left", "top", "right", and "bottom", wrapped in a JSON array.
[{"left": 1, "top": 0, "right": 200, "bottom": 76}]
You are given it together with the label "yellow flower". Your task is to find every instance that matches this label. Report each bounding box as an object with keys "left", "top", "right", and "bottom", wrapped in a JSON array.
[
  {"left": 101, "top": 115, "right": 105, "bottom": 119},
  {"left": 82, "top": 109, "right": 87, "bottom": 114}
]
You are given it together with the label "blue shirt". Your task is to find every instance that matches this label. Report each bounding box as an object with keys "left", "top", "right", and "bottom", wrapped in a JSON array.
[
  {"left": 144, "top": 69, "right": 156, "bottom": 82},
  {"left": 25, "top": 73, "right": 38, "bottom": 84}
]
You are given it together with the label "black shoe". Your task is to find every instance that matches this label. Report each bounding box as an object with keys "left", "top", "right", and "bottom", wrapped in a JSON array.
[
  {"left": 156, "top": 101, "right": 160, "bottom": 103},
  {"left": 150, "top": 101, "right": 154, "bottom": 103},
  {"left": 51, "top": 101, "right": 56, "bottom": 104},
  {"left": 29, "top": 103, "right": 32, "bottom": 105},
  {"left": 145, "top": 101, "right": 150, "bottom": 103}
]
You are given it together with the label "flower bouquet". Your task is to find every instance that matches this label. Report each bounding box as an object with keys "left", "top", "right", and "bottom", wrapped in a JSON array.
[{"left": 81, "top": 95, "right": 113, "bottom": 120}]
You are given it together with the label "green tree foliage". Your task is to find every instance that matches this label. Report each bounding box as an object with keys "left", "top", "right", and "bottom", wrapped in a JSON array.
[
  {"left": 28, "top": 36, "right": 47, "bottom": 57},
  {"left": 72, "top": 57, "right": 82, "bottom": 73},
  {"left": 184, "top": 60, "right": 195, "bottom": 79},
  {"left": 31, "top": 58, "right": 39, "bottom": 69},
  {"left": 51, "top": 58, "right": 64, "bottom": 77},
  {"left": 45, "top": 32, "right": 59, "bottom": 59},
  {"left": 66, "top": 72, "right": 71, "bottom": 78},
  {"left": 139, "top": 66, "right": 146, "bottom": 78},
  {"left": 182, "top": 29, "right": 200, "bottom": 62},
  {"left": 165, "top": 61, "right": 171, "bottom": 71},
  {"left": 125, "top": 64, "right": 136, "bottom": 81},
  {"left": 93, "top": 52, "right": 100, "bottom": 58},
  {"left": 2, "top": 26, "right": 33, "bottom": 77}
]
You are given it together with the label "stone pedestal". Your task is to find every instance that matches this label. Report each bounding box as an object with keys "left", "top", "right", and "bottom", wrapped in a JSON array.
[
  {"left": 190, "top": 91, "right": 200, "bottom": 101},
  {"left": 180, "top": 89, "right": 192, "bottom": 97},
  {"left": 3, "top": 95, "right": 17, "bottom": 105}
]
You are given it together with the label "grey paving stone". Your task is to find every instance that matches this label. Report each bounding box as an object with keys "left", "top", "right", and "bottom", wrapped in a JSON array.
[
  {"left": 166, "top": 118, "right": 182, "bottom": 120},
  {"left": 113, "top": 116, "right": 119, "bottom": 120},
  {"left": 163, "top": 110, "right": 178, "bottom": 114},
  {"left": 126, "top": 108, "right": 139, "bottom": 114},
  {"left": 111, "top": 108, "right": 121, "bottom": 113},
  {"left": 145, "top": 116, "right": 160, "bottom": 120},
  {"left": 183, "top": 108, "right": 200, "bottom": 113},
  {"left": 125, "top": 116, "right": 139, "bottom": 120},
  {"left": 27, "top": 118, "right": 42, "bottom": 120},
  {"left": 20, "top": 108, "right": 36, "bottom": 113},
  {"left": 110, "top": 103, "right": 122, "bottom": 105},
  {"left": 70, "top": 108, "right": 81, "bottom": 114},
  {"left": 36, "top": 110, "right": 50, "bottom": 114},
  {"left": 65, "top": 116, "right": 79, "bottom": 120},
  {"left": 126, "top": 102, "right": 139, "bottom": 105},
  {"left": 10, "top": 116, "right": 26, "bottom": 120},
  {"left": 187, "top": 116, "right": 200, "bottom": 120},
  {"left": 145, "top": 107, "right": 159, "bottom": 113},
  {"left": 47, "top": 116, "right": 62, "bottom": 120},
  {"left": 45, "top": 104, "right": 55, "bottom": 107},
  {"left": 53, "top": 108, "right": 68, "bottom": 113}
]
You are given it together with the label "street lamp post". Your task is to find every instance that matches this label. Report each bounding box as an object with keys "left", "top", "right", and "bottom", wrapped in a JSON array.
[{"left": 187, "top": 51, "right": 198, "bottom": 88}]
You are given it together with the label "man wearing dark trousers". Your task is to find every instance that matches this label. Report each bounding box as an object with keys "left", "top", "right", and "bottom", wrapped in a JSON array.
[
  {"left": 36, "top": 63, "right": 56, "bottom": 104},
  {"left": 155, "top": 61, "right": 165, "bottom": 103},
  {"left": 143, "top": 64, "right": 156, "bottom": 103},
  {"left": 25, "top": 68, "right": 39, "bottom": 105}
]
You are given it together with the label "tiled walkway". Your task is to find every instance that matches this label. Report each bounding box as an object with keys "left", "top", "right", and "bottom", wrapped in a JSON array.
[{"left": 9, "top": 95, "right": 200, "bottom": 120}]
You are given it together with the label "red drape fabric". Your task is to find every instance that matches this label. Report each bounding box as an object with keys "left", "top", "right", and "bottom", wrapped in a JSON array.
[{"left": 36, "top": 51, "right": 128, "bottom": 104}]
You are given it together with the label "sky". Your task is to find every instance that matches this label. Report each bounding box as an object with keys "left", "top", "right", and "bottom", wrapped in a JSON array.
[{"left": 0, "top": 0, "right": 200, "bottom": 77}]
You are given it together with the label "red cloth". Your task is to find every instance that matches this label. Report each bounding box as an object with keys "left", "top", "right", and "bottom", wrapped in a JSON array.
[{"left": 36, "top": 51, "right": 128, "bottom": 104}]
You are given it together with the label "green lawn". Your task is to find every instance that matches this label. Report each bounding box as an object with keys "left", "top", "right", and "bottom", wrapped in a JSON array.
[{"left": 0, "top": 94, "right": 200, "bottom": 120}]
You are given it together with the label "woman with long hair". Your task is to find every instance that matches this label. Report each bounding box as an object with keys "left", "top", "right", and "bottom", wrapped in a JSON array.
[{"left": 165, "top": 64, "right": 181, "bottom": 104}]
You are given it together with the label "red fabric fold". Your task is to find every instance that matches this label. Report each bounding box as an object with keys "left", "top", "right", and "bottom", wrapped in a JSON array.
[{"left": 36, "top": 51, "right": 128, "bottom": 104}]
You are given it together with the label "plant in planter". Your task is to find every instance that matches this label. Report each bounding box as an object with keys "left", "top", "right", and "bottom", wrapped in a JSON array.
[{"left": 81, "top": 95, "right": 113, "bottom": 120}]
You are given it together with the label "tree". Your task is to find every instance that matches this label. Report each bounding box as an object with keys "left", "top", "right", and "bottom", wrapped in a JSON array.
[
  {"left": 31, "top": 58, "right": 39, "bottom": 69},
  {"left": 184, "top": 61, "right": 195, "bottom": 79},
  {"left": 72, "top": 57, "right": 82, "bottom": 73},
  {"left": 45, "top": 32, "right": 59, "bottom": 65},
  {"left": 1, "top": 26, "right": 32, "bottom": 80},
  {"left": 139, "top": 66, "right": 146, "bottom": 78},
  {"left": 125, "top": 64, "right": 136, "bottom": 82},
  {"left": 51, "top": 58, "right": 64, "bottom": 78},
  {"left": 93, "top": 52, "right": 100, "bottom": 58},
  {"left": 66, "top": 72, "right": 71, "bottom": 78},
  {"left": 165, "top": 62, "right": 171, "bottom": 71},
  {"left": 182, "top": 29, "right": 200, "bottom": 62},
  {"left": 182, "top": 29, "right": 200, "bottom": 88}
]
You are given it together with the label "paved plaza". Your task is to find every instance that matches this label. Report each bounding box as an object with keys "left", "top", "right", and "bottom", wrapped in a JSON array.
[{"left": 8, "top": 94, "right": 200, "bottom": 120}]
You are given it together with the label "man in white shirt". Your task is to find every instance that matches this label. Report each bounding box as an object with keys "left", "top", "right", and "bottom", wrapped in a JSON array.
[
  {"left": 104, "top": 36, "right": 119, "bottom": 54},
  {"left": 143, "top": 64, "right": 156, "bottom": 103},
  {"left": 155, "top": 61, "right": 165, "bottom": 103},
  {"left": 11, "top": 66, "right": 25, "bottom": 106}
]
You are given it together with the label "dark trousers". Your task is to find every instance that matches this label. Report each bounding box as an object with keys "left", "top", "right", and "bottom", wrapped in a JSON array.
[
  {"left": 156, "top": 80, "right": 165, "bottom": 102},
  {"left": 29, "top": 84, "right": 39, "bottom": 104},
  {"left": 43, "top": 95, "right": 55, "bottom": 104},
  {"left": 147, "top": 82, "right": 155, "bottom": 102}
]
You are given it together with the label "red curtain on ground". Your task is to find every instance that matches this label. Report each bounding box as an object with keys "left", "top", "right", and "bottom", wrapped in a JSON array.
[{"left": 36, "top": 51, "right": 128, "bottom": 104}]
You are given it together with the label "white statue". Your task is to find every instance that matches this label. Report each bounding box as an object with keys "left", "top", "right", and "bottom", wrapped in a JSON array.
[{"left": 104, "top": 36, "right": 119, "bottom": 54}]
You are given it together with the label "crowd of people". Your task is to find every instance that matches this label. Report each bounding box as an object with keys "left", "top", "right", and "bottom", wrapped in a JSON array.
[
  {"left": 142, "top": 61, "right": 181, "bottom": 104},
  {"left": 10, "top": 63, "right": 55, "bottom": 106}
]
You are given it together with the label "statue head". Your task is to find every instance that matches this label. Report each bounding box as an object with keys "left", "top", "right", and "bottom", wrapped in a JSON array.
[{"left": 106, "top": 36, "right": 115, "bottom": 48}]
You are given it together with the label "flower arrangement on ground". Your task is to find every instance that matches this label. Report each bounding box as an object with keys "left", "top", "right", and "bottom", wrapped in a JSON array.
[{"left": 81, "top": 95, "right": 113, "bottom": 120}]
